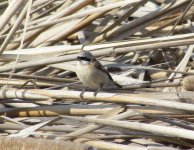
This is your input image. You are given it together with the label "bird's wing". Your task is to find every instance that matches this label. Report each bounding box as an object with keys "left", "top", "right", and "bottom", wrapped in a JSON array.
[
  {"left": 94, "top": 60, "right": 122, "bottom": 88},
  {"left": 94, "top": 60, "right": 113, "bottom": 81}
]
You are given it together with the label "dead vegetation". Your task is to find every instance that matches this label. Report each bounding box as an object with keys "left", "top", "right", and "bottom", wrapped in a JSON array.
[{"left": 0, "top": 0, "right": 194, "bottom": 149}]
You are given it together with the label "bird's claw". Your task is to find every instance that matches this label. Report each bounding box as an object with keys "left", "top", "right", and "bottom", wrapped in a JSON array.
[
  {"left": 93, "top": 87, "right": 102, "bottom": 97},
  {"left": 79, "top": 92, "right": 84, "bottom": 99},
  {"left": 80, "top": 91, "right": 89, "bottom": 104},
  {"left": 93, "top": 91, "right": 98, "bottom": 97},
  {"left": 80, "top": 87, "right": 88, "bottom": 100}
]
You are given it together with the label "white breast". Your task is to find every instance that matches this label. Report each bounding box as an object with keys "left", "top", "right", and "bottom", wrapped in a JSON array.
[{"left": 76, "top": 62, "right": 110, "bottom": 88}]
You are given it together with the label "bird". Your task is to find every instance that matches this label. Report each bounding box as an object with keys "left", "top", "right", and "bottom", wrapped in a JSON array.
[{"left": 76, "top": 50, "right": 122, "bottom": 98}]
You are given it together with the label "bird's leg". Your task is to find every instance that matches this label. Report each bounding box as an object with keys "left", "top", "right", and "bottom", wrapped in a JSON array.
[
  {"left": 94, "top": 84, "right": 102, "bottom": 97},
  {"left": 80, "top": 87, "right": 88, "bottom": 99}
]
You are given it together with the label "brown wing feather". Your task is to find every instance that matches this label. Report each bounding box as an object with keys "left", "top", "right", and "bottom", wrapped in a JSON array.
[{"left": 94, "top": 60, "right": 122, "bottom": 88}]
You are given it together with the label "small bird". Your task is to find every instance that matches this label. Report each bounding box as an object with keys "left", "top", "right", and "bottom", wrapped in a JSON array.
[{"left": 76, "top": 50, "right": 122, "bottom": 98}]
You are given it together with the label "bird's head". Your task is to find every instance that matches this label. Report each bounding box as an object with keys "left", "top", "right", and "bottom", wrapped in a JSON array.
[{"left": 77, "top": 50, "right": 95, "bottom": 65}]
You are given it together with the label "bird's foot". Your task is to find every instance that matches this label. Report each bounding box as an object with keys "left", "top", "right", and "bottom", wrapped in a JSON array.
[
  {"left": 79, "top": 87, "right": 88, "bottom": 100},
  {"left": 79, "top": 90, "right": 85, "bottom": 100},
  {"left": 80, "top": 93, "right": 84, "bottom": 100},
  {"left": 93, "top": 91, "right": 98, "bottom": 97},
  {"left": 79, "top": 91, "right": 88, "bottom": 104},
  {"left": 93, "top": 87, "right": 102, "bottom": 97},
  {"left": 80, "top": 92, "right": 90, "bottom": 104}
]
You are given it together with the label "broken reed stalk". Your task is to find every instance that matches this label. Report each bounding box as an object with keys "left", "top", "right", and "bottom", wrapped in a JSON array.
[
  {"left": 62, "top": 115, "right": 194, "bottom": 140},
  {"left": 0, "top": 0, "right": 24, "bottom": 32},
  {"left": 0, "top": 123, "right": 122, "bottom": 135},
  {"left": 2, "top": 88, "right": 194, "bottom": 112},
  {"left": 92, "top": 0, "right": 190, "bottom": 43},
  {"left": 101, "top": 0, "right": 148, "bottom": 34},
  {"left": 1, "top": 35, "right": 194, "bottom": 73},
  {"left": 121, "top": 81, "right": 181, "bottom": 89},
  {"left": 0, "top": 88, "right": 48, "bottom": 100},
  {"left": 42, "top": 10, "right": 110, "bottom": 46},
  {"left": 0, "top": 2, "right": 28, "bottom": 53},
  {"left": 4, "top": 103, "right": 188, "bottom": 117},
  {"left": 143, "top": 11, "right": 194, "bottom": 36},
  {"left": 58, "top": 109, "right": 139, "bottom": 141},
  {"left": 6, "top": 0, "right": 95, "bottom": 50},
  {"left": 5, "top": 105, "right": 115, "bottom": 117},
  {"left": 20, "top": 0, "right": 143, "bottom": 32},
  {"left": 9, "top": 116, "right": 61, "bottom": 137},
  {"left": 0, "top": 73, "right": 77, "bottom": 83},
  {"left": 165, "top": 0, "right": 194, "bottom": 36}
]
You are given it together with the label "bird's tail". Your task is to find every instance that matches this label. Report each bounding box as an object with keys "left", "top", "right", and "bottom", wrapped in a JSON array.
[{"left": 113, "top": 81, "right": 122, "bottom": 88}]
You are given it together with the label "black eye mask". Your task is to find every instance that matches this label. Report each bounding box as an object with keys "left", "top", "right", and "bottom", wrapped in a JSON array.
[{"left": 77, "top": 56, "right": 91, "bottom": 62}]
